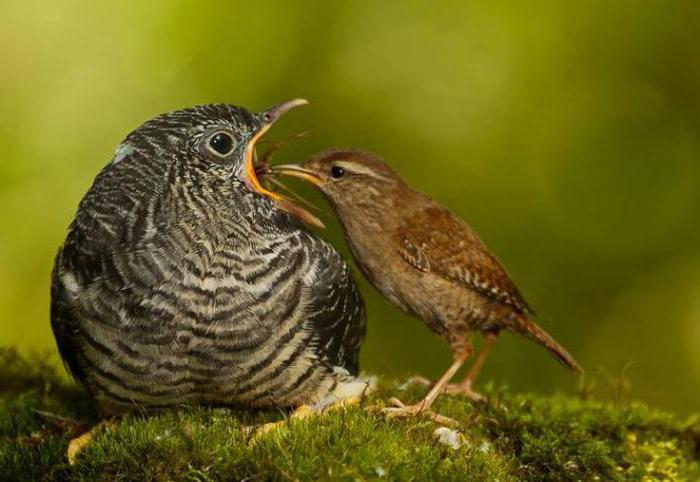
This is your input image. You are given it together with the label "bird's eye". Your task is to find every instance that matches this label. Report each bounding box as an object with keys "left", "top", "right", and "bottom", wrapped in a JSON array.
[
  {"left": 207, "top": 132, "right": 235, "bottom": 156},
  {"left": 330, "top": 165, "right": 345, "bottom": 179}
]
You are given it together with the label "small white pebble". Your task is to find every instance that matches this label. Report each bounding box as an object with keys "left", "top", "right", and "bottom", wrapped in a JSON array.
[
  {"left": 374, "top": 467, "right": 387, "bottom": 477},
  {"left": 479, "top": 440, "right": 491, "bottom": 453},
  {"left": 434, "top": 427, "right": 462, "bottom": 450}
]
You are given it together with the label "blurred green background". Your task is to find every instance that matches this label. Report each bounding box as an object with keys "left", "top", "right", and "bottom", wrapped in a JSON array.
[{"left": 1, "top": 1, "right": 699, "bottom": 414}]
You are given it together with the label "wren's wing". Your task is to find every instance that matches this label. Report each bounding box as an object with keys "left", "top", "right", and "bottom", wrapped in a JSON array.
[{"left": 396, "top": 205, "right": 533, "bottom": 315}]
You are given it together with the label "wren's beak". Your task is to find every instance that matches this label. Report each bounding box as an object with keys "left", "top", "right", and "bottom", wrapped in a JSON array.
[
  {"left": 244, "top": 98, "right": 325, "bottom": 228},
  {"left": 269, "top": 164, "right": 323, "bottom": 187}
]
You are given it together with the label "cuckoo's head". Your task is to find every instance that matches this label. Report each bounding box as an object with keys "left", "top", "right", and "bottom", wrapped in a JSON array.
[{"left": 113, "top": 99, "right": 321, "bottom": 226}]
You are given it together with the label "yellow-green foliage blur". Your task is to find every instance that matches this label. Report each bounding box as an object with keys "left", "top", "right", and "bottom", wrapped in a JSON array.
[{"left": 1, "top": 1, "right": 699, "bottom": 414}]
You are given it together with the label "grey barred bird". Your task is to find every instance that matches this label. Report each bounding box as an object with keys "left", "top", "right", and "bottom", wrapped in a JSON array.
[{"left": 51, "top": 101, "right": 368, "bottom": 437}]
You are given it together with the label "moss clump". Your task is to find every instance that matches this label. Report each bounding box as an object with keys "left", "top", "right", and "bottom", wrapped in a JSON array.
[{"left": 0, "top": 348, "right": 698, "bottom": 481}]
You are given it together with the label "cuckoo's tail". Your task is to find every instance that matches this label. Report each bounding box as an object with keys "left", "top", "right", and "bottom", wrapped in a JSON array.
[{"left": 515, "top": 316, "right": 583, "bottom": 373}]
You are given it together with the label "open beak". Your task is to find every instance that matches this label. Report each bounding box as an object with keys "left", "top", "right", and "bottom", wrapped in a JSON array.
[
  {"left": 269, "top": 164, "right": 323, "bottom": 187},
  {"left": 244, "top": 98, "right": 308, "bottom": 199},
  {"left": 244, "top": 99, "right": 325, "bottom": 228}
]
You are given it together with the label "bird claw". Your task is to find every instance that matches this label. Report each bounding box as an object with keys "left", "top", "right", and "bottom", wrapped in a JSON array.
[
  {"left": 249, "top": 397, "right": 364, "bottom": 444},
  {"left": 400, "top": 376, "right": 484, "bottom": 402},
  {"left": 66, "top": 420, "right": 116, "bottom": 465},
  {"left": 249, "top": 405, "right": 316, "bottom": 444},
  {"left": 444, "top": 382, "right": 485, "bottom": 402},
  {"left": 382, "top": 396, "right": 427, "bottom": 418},
  {"left": 381, "top": 398, "right": 459, "bottom": 426},
  {"left": 387, "top": 397, "right": 407, "bottom": 408},
  {"left": 382, "top": 401, "right": 423, "bottom": 418}
]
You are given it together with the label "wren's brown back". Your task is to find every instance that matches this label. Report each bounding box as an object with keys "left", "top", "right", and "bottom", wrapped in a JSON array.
[
  {"left": 282, "top": 148, "right": 581, "bottom": 373},
  {"left": 395, "top": 203, "right": 580, "bottom": 371},
  {"left": 397, "top": 205, "right": 532, "bottom": 313}
]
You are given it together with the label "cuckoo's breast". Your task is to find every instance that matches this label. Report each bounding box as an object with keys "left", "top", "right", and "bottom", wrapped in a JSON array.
[{"left": 67, "top": 228, "right": 336, "bottom": 412}]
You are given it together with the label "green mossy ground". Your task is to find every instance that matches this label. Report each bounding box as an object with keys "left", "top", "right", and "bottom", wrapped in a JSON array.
[{"left": 1, "top": 348, "right": 698, "bottom": 481}]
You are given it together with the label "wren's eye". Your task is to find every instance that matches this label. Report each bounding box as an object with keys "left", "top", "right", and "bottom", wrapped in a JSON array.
[
  {"left": 207, "top": 132, "right": 235, "bottom": 157},
  {"left": 330, "top": 165, "right": 346, "bottom": 179}
]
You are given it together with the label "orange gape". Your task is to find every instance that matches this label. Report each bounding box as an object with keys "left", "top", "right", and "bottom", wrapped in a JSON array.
[
  {"left": 245, "top": 123, "right": 280, "bottom": 201},
  {"left": 245, "top": 122, "right": 324, "bottom": 228}
]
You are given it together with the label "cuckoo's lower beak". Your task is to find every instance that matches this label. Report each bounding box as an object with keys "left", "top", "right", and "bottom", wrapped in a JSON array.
[
  {"left": 244, "top": 99, "right": 324, "bottom": 228},
  {"left": 269, "top": 164, "right": 323, "bottom": 187}
]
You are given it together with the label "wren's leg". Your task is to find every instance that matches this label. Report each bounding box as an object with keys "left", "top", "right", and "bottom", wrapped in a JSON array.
[
  {"left": 445, "top": 332, "right": 499, "bottom": 400},
  {"left": 383, "top": 353, "right": 468, "bottom": 420}
]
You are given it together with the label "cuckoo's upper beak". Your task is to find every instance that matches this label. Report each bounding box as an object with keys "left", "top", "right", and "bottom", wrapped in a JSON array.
[
  {"left": 244, "top": 98, "right": 308, "bottom": 198},
  {"left": 244, "top": 98, "right": 324, "bottom": 228},
  {"left": 268, "top": 164, "right": 323, "bottom": 187}
]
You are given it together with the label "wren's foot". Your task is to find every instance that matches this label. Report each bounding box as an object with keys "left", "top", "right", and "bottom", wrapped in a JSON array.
[
  {"left": 400, "top": 376, "right": 484, "bottom": 401},
  {"left": 382, "top": 397, "right": 424, "bottom": 417},
  {"left": 67, "top": 420, "right": 116, "bottom": 465},
  {"left": 250, "top": 396, "right": 364, "bottom": 442},
  {"left": 382, "top": 397, "right": 458, "bottom": 426},
  {"left": 444, "top": 381, "right": 484, "bottom": 402}
]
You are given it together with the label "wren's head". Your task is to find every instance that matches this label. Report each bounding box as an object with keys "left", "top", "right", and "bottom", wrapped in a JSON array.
[
  {"left": 108, "top": 99, "right": 318, "bottom": 225},
  {"left": 271, "top": 149, "right": 407, "bottom": 220}
]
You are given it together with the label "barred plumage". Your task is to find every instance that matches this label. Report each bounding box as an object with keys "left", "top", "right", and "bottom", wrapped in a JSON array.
[{"left": 51, "top": 102, "right": 367, "bottom": 415}]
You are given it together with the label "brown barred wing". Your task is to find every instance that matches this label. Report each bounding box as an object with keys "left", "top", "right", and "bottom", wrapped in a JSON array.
[{"left": 395, "top": 205, "right": 533, "bottom": 315}]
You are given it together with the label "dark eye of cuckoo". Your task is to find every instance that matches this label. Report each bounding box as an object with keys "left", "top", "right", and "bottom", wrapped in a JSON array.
[
  {"left": 330, "top": 165, "right": 346, "bottom": 179},
  {"left": 207, "top": 132, "right": 235, "bottom": 157}
]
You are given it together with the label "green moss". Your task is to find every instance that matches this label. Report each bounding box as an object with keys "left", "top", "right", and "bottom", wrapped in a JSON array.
[{"left": 0, "top": 348, "right": 698, "bottom": 481}]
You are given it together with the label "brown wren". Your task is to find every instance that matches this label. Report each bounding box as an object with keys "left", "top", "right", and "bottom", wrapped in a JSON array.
[{"left": 269, "top": 149, "right": 582, "bottom": 419}]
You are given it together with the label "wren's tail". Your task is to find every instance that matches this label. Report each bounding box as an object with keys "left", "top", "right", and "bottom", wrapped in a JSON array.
[{"left": 515, "top": 316, "right": 583, "bottom": 373}]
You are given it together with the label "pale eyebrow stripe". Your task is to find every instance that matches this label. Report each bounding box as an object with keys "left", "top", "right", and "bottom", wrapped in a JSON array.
[{"left": 335, "top": 161, "right": 389, "bottom": 180}]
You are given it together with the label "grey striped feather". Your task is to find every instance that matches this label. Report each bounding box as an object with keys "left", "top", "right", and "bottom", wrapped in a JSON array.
[{"left": 51, "top": 104, "right": 367, "bottom": 415}]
